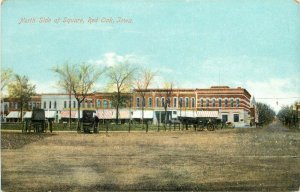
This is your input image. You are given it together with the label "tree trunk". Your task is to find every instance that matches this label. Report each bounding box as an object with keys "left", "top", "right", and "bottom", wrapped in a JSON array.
[
  {"left": 77, "top": 100, "right": 81, "bottom": 132},
  {"left": 164, "top": 106, "right": 167, "bottom": 131},
  {"left": 116, "top": 92, "right": 120, "bottom": 124},
  {"left": 69, "top": 90, "right": 71, "bottom": 129},
  {"left": 20, "top": 101, "right": 24, "bottom": 131},
  {"left": 142, "top": 99, "right": 145, "bottom": 131},
  {"left": 116, "top": 103, "right": 119, "bottom": 124}
]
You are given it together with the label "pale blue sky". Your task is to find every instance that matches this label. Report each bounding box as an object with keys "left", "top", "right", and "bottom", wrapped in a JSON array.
[{"left": 2, "top": 0, "right": 300, "bottom": 111}]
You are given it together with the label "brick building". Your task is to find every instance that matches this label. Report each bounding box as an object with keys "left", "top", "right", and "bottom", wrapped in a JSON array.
[
  {"left": 132, "top": 86, "right": 251, "bottom": 127},
  {"left": 3, "top": 86, "right": 253, "bottom": 127}
]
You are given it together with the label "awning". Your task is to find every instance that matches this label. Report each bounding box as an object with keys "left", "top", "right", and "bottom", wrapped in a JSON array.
[
  {"left": 132, "top": 110, "right": 154, "bottom": 119},
  {"left": 23, "top": 112, "right": 32, "bottom": 119},
  {"left": 6, "top": 111, "right": 21, "bottom": 118},
  {"left": 97, "top": 109, "right": 114, "bottom": 119},
  {"left": 60, "top": 110, "right": 79, "bottom": 118},
  {"left": 45, "top": 111, "right": 56, "bottom": 118},
  {"left": 197, "top": 111, "right": 219, "bottom": 118},
  {"left": 177, "top": 110, "right": 197, "bottom": 118},
  {"left": 117, "top": 109, "right": 131, "bottom": 119},
  {"left": 24, "top": 111, "right": 56, "bottom": 119}
]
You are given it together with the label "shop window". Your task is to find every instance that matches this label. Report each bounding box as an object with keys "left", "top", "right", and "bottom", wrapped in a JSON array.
[{"left": 234, "top": 114, "right": 239, "bottom": 122}]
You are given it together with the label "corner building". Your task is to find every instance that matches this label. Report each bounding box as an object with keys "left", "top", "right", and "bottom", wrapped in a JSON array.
[{"left": 132, "top": 86, "right": 251, "bottom": 127}]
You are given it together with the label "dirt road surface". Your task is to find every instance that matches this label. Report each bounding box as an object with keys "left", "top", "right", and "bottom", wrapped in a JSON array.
[{"left": 1, "top": 126, "right": 300, "bottom": 191}]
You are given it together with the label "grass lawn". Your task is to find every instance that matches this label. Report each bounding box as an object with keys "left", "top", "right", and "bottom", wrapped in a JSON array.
[{"left": 1, "top": 128, "right": 300, "bottom": 191}]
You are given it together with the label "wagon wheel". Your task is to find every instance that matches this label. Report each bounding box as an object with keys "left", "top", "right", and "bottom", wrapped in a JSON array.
[{"left": 207, "top": 124, "right": 215, "bottom": 131}]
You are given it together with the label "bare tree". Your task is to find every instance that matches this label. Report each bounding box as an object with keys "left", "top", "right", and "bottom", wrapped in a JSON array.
[
  {"left": 71, "top": 63, "right": 105, "bottom": 131},
  {"left": 107, "top": 62, "right": 136, "bottom": 124},
  {"left": 135, "top": 68, "right": 155, "bottom": 132},
  {"left": 7, "top": 74, "right": 36, "bottom": 123},
  {"left": 52, "top": 62, "right": 76, "bottom": 129},
  {"left": 1, "top": 67, "right": 13, "bottom": 92},
  {"left": 1, "top": 68, "right": 13, "bottom": 119},
  {"left": 53, "top": 62, "right": 104, "bottom": 131},
  {"left": 161, "top": 82, "right": 174, "bottom": 131}
]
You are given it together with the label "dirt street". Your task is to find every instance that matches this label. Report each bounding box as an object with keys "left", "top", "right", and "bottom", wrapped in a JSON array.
[{"left": 1, "top": 126, "right": 300, "bottom": 191}]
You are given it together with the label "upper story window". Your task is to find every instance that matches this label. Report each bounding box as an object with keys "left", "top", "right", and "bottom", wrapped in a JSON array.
[
  {"left": 230, "top": 99, "right": 234, "bottom": 107},
  {"left": 54, "top": 101, "right": 57, "bottom": 109},
  {"left": 236, "top": 99, "right": 240, "bottom": 107},
  {"left": 206, "top": 99, "right": 209, "bottom": 107},
  {"left": 49, "top": 101, "right": 52, "bottom": 109},
  {"left": 156, "top": 97, "right": 159, "bottom": 107},
  {"left": 161, "top": 97, "right": 165, "bottom": 107},
  {"left": 191, "top": 97, "right": 195, "bottom": 108},
  {"left": 136, "top": 97, "right": 140, "bottom": 107},
  {"left": 179, "top": 97, "right": 183, "bottom": 108},
  {"left": 73, "top": 101, "right": 76, "bottom": 108},
  {"left": 64, "top": 101, "right": 67, "bottom": 108},
  {"left": 218, "top": 99, "right": 222, "bottom": 107},
  {"left": 44, "top": 101, "right": 47, "bottom": 109},
  {"left": 85, "top": 100, "right": 88, "bottom": 108},
  {"left": 225, "top": 99, "right": 228, "bottom": 107},
  {"left": 212, "top": 99, "right": 216, "bottom": 107},
  {"left": 200, "top": 99, "right": 204, "bottom": 108},
  {"left": 142, "top": 98, "right": 146, "bottom": 107},
  {"left": 109, "top": 101, "right": 112, "bottom": 108},
  {"left": 173, "top": 97, "right": 177, "bottom": 108},
  {"left": 69, "top": 100, "right": 71, "bottom": 108},
  {"left": 103, "top": 100, "right": 108, "bottom": 108},
  {"left": 148, "top": 98, "right": 153, "bottom": 107},
  {"left": 185, "top": 97, "right": 189, "bottom": 108},
  {"left": 167, "top": 97, "right": 171, "bottom": 107},
  {"left": 97, "top": 100, "right": 101, "bottom": 107},
  {"left": 90, "top": 101, "right": 93, "bottom": 108}
]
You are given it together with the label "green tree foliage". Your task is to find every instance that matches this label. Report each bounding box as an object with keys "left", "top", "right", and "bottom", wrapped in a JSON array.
[
  {"left": 7, "top": 74, "right": 36, "bottom": 121},
  {"left": 277, "top": 103, "right": 299, "bottom": 128},
  {"left": 256, "top": 102, "right": 275, "bottom": 125}
]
